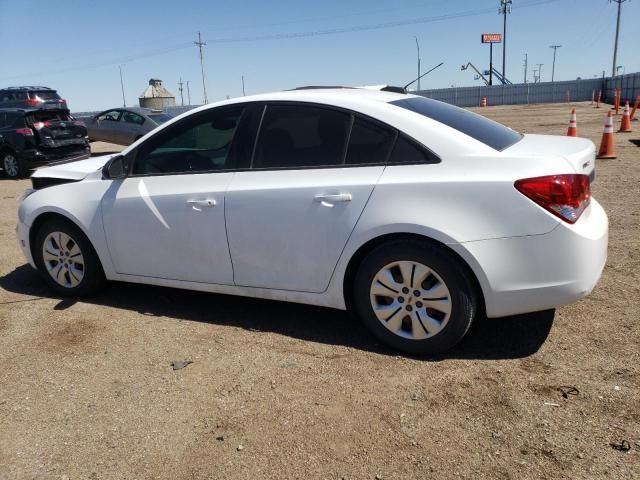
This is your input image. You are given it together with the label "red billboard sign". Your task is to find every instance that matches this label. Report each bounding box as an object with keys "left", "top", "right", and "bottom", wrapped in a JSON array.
[{"left": 481, "top": 33, "right": 502, "bottom": 43}]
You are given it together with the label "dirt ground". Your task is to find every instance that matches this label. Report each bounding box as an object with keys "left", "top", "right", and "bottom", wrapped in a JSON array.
[{"left": 0, "top": 102, "right": 638, "bottom": 480}]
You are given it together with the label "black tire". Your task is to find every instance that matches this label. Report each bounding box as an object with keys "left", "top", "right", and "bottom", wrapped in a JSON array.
[
  {"left": 33, "top": 218, "right": 106, "bottom": 297},
  {"left": 353, "top": 239, "right": 478, "bottom": 355},
  {"left": 1, "top": 150, "right": 25, "bottom": 179}
]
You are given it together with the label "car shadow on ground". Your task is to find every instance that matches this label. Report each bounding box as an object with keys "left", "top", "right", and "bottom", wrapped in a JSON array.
[{"left": 0, "top": 264, "right": 554, "bottom": 360}]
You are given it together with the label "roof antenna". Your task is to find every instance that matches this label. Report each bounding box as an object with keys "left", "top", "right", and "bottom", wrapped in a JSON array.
[{"left": 403, "top": 62, "right": 444, "bottom": 90}]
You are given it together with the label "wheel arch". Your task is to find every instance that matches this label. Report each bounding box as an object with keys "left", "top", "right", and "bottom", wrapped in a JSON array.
[
  {"left": 342, "top": 232, "right": 487, "bottom": 317},
  {"left": 28, "top": 211, "right": 105, "bottom": 275}
]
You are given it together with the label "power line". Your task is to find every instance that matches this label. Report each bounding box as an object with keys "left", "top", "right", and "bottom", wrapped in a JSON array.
[{"left": 0, "top": 0, "right": 562, "bottom": 82}]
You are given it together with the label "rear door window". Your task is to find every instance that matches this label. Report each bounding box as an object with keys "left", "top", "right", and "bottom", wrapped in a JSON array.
[
  {"left": 97, "top": 110, "right": 122, "bottom": 122},
  {"left": 388, "top": 135, "right": 440, "bottom": 164},
  {"left": 122, "top": 111, "right": 145, "bottom": 125},
  {"left": 390, "top": 97, "right": 522, "bottom": 151},
  {"left": 252, "top": 104, "right": 350, "bottom": 169},
  {"left": 345, "top": 117, "right": 396, "bottom": 165}
]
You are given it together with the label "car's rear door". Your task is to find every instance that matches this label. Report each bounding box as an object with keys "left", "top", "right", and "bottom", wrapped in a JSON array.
[
  {"left": 102, "top": 104, "right": 249, "bottom": 284},
  {"left": 225, "top": 103, "right": 396, "bottom": 293},
  {"left": 114, "top": 110, "right": 146, "bottom": 145}
]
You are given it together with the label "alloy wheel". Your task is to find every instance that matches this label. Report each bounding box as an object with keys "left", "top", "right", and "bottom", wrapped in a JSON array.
[
  {"left": 3, "top": 154, "right": 19, "bottom": 178},
  {"left": 369, "top": 260, "right": 452, "bottom": 340},
  {"left": 42, "top": 232, "right": 85, "bottom": 288}
]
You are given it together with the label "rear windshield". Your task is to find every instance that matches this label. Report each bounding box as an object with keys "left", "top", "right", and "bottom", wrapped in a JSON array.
[
  {"left": 390, "top": 97, "right": 522, "bottom": 151},
  {"left": 25, "top": 111, "right": 71, "bottom": 124},
  {"left": 30, "top": 90, "right": 62, "bottom": 101},
  {"left": 148, "top": 113, "right": 173, "bottom": 124}
]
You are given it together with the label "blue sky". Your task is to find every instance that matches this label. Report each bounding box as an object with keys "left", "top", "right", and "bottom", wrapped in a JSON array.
[{"left": 0, "top": 0, "right": 638, "bottom": 111}]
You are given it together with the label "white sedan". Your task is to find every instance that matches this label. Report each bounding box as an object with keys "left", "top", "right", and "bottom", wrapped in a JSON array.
[{"left": 16, "top": 87, "right": 607, "bottom": 354}]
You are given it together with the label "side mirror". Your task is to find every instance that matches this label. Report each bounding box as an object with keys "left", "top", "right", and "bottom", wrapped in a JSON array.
[{"left": 102, "top": 154, "right": 129, "bottom": 180}]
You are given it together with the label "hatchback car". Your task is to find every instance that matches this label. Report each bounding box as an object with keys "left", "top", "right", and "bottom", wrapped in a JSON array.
[
  {"left": 82, "top": 107, "right": 173, "bottom": 146},
  {"left": 0, "top": 86, "right": 68, "bottom": 111},
  {"left": 1, "top": 108, "right": 89, "bottom": 178},
  {"left": 16, "top": 87, "right": 607, "bottom": 354}
]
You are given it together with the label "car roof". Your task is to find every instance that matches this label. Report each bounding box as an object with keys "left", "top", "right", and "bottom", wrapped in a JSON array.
[
  {"left": 0, "top": 86, "right": 54, "bottom": 91},
  {"left": 0, "top": 107, "right": 68, "bottom": 114}
]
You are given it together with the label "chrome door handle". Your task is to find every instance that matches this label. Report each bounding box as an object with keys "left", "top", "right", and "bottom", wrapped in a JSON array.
[
  {"left": 187, "top": 199, "right": 217, "bottom": 211},
  {"left": 314, "top": 193, "right": 352, "bottom": 207}
]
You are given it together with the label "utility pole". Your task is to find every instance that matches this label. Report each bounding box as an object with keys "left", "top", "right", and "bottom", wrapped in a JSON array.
[
  {"left": 194, "top": 31, "right": 208, "bottom": 104},
  {"left": 536, "top": 63, "right": 544, "bottom": 83},
  {"left": 523, "top": 53, "right": 528, "bottom": 83},
  {"left": 549, "top": 45, "right": 562, "bottom": 82},
  {"left": 241, "top": 76, "right": 246, "bottom": 96},
  {"left": 414, "top": 36, "right": 421, "bottom": 91},
  {"left": 610, "top": 0, "right": 627, "bottom": 77},
  {"left": 186, "top": 81, "right": 191, "bottom": 105},
  {"left": 178, "top": 78, "right": 184, "bottom": 106},
  {"left": 499, "top": 0, "right": 512, "bottom": 79},
  {"left": 118, "top": 66, "right": 126, "bottom": 108}
]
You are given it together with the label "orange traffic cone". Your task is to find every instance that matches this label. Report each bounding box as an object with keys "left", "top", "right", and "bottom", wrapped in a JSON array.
[
  {"left": 630, "top": 95, "right": 640, "bottom": 121},
  {"left": 597, "top": 112, "right": 616, "bottom": 159},
  {"left": 480, "top": 96, "right": 487, "bottom": 107},
  {"left": 619, "top": 101, "right": 632, "bottom": 132},
  {"left": 567, "top": 108, "right": 578, "bottom": 136}
]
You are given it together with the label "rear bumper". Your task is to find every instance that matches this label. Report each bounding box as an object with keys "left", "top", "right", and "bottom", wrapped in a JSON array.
[{"left": 451, "top": 199, "right": 608, "bottom": 318}]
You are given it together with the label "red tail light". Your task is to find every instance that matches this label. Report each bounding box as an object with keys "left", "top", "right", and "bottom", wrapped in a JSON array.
[
  {"left": 515, "top": 174, "right": 591, "bottom": 224},
  {"left": 25, "top": 98, "right": 42, "bottom": 106},
  {"left": 16, "top": 128, "right": 34, "bottom": 136}
]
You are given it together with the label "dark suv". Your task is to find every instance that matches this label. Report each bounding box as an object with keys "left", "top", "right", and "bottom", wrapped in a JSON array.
[
  {"left": 0, "top": 86, "right": 68, "bottom": 111},
  {"left": 0, "top": 109, "right": 90, "bottom": 178}
]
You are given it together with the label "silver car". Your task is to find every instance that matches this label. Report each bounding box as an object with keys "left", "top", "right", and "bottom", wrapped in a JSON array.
[{"left": 83, "top": 107, "right": 173, "bottom": 146}]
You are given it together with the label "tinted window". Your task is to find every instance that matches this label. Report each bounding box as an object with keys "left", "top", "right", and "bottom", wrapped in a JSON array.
[
  {"left": 253, "top": 104, "right": 350, "bottom": 169},
  {"left": 388, "top": 135, "right": 439, "bottom": 164},
  {"left": 30, "top": 91, "right": 61, "bottom": 101},
  {"left": 122, "top": 111, "right": 145, "bottom": 125},
  {"left": 390, "top": 97, "right": 522, "bottom": 151},
  {"left": 133, "top": 106, "right": 244, "bottom": 175},
  {"left": 345, "top": 118, "right": 396, "bottom": 165}
]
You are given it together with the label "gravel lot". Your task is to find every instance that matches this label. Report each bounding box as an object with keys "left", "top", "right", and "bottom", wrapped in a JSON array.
[{"left": 1, "top": 102, "right": 638, "bottom": 479}]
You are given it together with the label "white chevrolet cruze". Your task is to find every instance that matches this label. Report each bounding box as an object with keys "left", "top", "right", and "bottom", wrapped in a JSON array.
[{"left": 16, "top": 87, "right": 608, "bottom": 354}]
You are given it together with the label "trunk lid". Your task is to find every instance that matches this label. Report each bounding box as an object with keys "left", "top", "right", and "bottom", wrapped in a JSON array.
[
  {"left": 505, "top": 134, "right": 596, "bottom": 180},
  {"left": 26, "top": 110, "right": 88, "bottom": 147}
]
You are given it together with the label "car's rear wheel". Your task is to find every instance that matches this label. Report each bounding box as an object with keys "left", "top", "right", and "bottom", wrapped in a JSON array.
[
  {"left": 33, "top": 218, "right": 106, "bottom": 296},
  {"left": 1, "top": 151, "right": 24, "bottom": 179},
  {"left": 353, "top": 239, "right": 478, "bottom": 355}
]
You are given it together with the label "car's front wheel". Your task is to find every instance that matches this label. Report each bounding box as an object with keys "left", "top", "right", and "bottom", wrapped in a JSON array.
[
  {"left": 1, "top": 151, "right": 24, "bottom": 179},
  {"left": 33, "top": 218, "right": 106, "bottom": 296},
  {"left": 353, "top": 239, "right": 478, "bottom": 355}
]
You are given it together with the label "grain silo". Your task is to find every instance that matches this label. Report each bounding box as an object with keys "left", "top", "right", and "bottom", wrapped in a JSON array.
[{"left": 139, "top": 78, "right": 176, "bottom": 109}]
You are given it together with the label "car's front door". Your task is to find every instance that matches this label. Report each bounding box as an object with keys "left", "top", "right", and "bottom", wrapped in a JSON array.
[
  {"left": 225, "top": 103, "right": 395, "bottom": 293},
  {"left": 93, "top": 109, "right": 122, "bottom": 143},
  {"left": 102, "top": 105, "right": 248, "bottom": 284}
]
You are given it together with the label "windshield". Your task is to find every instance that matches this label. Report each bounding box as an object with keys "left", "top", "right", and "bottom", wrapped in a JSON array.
[
  {"left": 390, "top": 97, "right": 522, "bottom": 151},
  {"left": 148, "top": 113, "right": 173, "bottom": 124}
]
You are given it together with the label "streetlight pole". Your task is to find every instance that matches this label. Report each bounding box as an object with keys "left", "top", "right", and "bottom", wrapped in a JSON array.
[
  {"left": 549, "top": 45, "right": 562, "bottom": 82},
  {"left": 610, "top": 0, "right": 627, "bottom": 77},
  {"left": 118, "top": 66, "right": 126, "bottom": 108},
  {"left": 414, "top": 36, "right": 421, "bottom": 91},
  {"left": 523, "top": 53, "right": 528, "bottom": 83},
  {"left": 499, "top": 0, "right": 512, "bottom": 80},
  {"left": 536, "top": 63, "right": 544, "bottom": 83}
]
